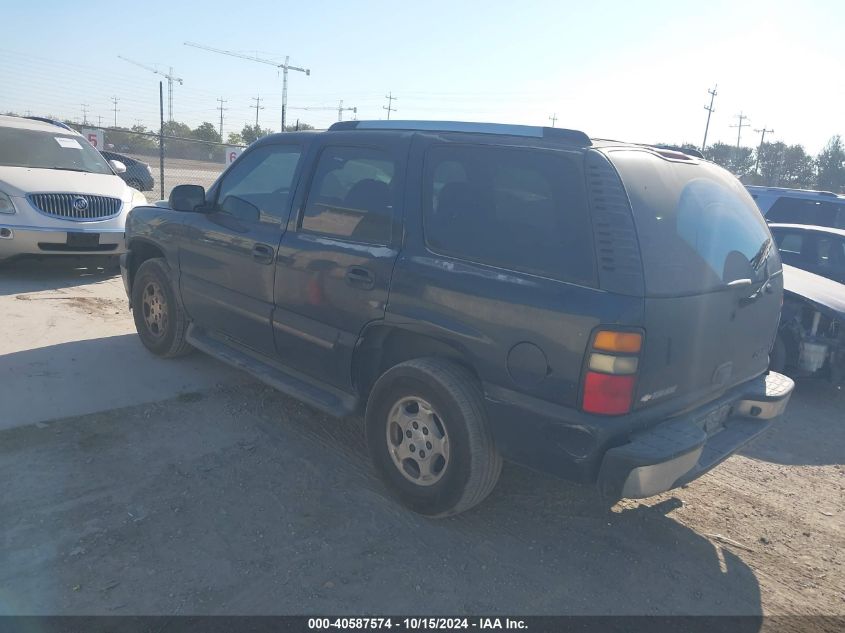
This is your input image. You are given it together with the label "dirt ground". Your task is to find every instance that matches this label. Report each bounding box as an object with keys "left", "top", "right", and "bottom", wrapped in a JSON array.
[{"left": 0, "top": 259, "right": 842, "bottom": 617}]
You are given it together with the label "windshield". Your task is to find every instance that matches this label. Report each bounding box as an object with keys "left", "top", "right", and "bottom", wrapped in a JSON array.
[
  {"left": 610, "top": 149, "right": 778, "bottom": 296},
  {"left": 0, "top": 126, "right": 113, "bottom": 174}
]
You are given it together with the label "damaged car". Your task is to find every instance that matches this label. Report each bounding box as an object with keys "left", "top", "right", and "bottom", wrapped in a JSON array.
[{"left": 770, "top": 223, "right": 845, "bottom": 382}]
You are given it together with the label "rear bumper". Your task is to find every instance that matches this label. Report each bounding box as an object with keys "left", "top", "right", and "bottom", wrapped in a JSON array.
[
  {"left": 0, "top": 224, "right": 125, "bottom": 260},
  {"left": 597, "top": 371, "right": 794, "bottom": 499}
]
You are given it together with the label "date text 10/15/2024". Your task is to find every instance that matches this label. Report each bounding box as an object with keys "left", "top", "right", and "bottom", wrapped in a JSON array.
[{"left": 308, "top": 618, "right": 527, "bottom": 630}]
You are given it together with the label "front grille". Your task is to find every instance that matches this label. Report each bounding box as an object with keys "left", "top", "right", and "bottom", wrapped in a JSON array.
[{"left": 29, "top": 193, "right": 122, "bottom": 221}]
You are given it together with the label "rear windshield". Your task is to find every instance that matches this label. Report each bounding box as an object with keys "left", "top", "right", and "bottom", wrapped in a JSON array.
[
  {"left": 0, "top": 126, "right": 113, "bottom": 175},
  {"left": 609, "top": 149, "right": 777, "bottom": 296}
]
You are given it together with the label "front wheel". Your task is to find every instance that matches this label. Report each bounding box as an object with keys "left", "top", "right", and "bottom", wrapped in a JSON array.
[
  {"left": 365, "top": 358, "right": 502, "bottom": 517},
  {"left": 131, "top": 258, "right": 193, "bottom": 358}
]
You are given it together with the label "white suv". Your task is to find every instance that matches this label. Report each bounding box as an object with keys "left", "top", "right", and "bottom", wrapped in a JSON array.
[{"left": 0, "top": 115, "right": 147, "bottom": 264}]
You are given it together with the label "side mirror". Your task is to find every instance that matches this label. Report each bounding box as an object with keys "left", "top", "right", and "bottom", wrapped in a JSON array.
[
  {"left": 169, "top": 184, "right": 206, "bottom": 212},
  {"left": 109, "top": 159, "right": 127, "bottom": 174}
]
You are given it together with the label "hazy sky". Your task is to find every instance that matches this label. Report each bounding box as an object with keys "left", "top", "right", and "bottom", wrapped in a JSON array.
[{"left": 2, "top": 0, "right": 843, "bottom": 152}]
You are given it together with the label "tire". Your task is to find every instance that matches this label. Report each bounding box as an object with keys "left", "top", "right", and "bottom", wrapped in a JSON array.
[
  {"left": 131, "top": 258, "right": 193, "bottom": 358},
  {"left": 365, "top": 358, "right": 502, "bottom": 517},
  {"left": 770, "top": 333, "right": 787, "bottom": 373}
]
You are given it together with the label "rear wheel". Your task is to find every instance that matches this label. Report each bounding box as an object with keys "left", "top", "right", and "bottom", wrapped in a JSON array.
[
  {"left": 365, "top": 358, "right": 502, "bottom": 517},
  {"left": 131, "top": 258, "right": 192, "bottom": 358}
]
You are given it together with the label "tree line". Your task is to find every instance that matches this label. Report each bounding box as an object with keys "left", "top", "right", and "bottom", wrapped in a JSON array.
[{"left": 669, "top": 135, "right": 845, "bottom": 192}]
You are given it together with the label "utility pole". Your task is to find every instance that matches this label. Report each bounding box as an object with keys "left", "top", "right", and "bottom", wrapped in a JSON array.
[
  {"left": 97, "top": 115, "right": 103, "bottom": 128},
  {"left": 383, "top": 92, "right": 397, "bottom": 120},
  {"left": 81, "top": 103, "right": 90, "bottom": 125},
  {"left": 753, "top": 126, "right": 774, "bottom": 174},
  {"left": 217, "top": 98, "right": 228, "bottom": 140},
  {"left": 184, "top": 43, "right": 309, "bottom": 134},
  {"left": 251, "top": 95, "right": 265, "bottom": 127},
  {"left": 111, "top": 96, "right": 120, "bottom": 127},
  {"left": 548, "top": 113, "right": 558, "bottom": 127},
  {"left": 730, "top": 112, "right": 751, "bottom": 151},
  {"left": 701, "top": 84, "right": 717, "bottom": 151}
]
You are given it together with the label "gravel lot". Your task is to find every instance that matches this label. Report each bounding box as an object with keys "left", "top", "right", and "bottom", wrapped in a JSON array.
[{"left": 0, "top": 259, "right": 842, "bottom": 617}]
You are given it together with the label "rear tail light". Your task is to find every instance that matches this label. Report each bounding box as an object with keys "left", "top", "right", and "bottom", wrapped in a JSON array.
[
  {"left": 581, "top": 329, "right": 643, "bottom": 416},
  {"left": 582, "top": 373, "right": 636, "bottom": 415}
]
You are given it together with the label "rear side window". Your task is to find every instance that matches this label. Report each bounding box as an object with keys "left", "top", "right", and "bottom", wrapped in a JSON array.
[
  {"left": 422, "top": 144, "right": 595, "bottom": 284},
  {"left": 766, "top": 197, "right": 845, "bottom": 229},
  {"left": 300, "top": 146, "right": 396, "bottom": 244},
  {"left": 774, "top": 232, "right": 805, "bottom": 255},
  {"left": 610, "top": 150, "right": 775, "bottom": 295}
]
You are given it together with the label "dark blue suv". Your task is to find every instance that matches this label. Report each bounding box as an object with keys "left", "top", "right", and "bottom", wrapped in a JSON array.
[{"left": 121, "top": 120, "right": 794, "bottom": 516}]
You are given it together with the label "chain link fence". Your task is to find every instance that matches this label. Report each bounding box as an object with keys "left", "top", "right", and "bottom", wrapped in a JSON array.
[{"left": 77, "top": 125, "right": 246, "bottom": 202}]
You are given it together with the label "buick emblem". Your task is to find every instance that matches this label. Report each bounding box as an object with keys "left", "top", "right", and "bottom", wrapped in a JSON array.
[{"left": 72, "top": 196, "right": 89, "bottom": 211}]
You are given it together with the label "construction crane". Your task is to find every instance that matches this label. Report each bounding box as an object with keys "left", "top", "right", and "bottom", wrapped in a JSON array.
[
  {"left": 184, "top": 42, "right": 309, "bottom": 133},
  {"left": 117, "top": 56, "right": 183, "bottom": 122},
  {"left": 288, "top": 100, "right": 357, "bottom": 122}
]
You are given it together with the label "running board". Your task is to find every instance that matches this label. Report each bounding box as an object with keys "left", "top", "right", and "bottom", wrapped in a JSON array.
[{"left": 186, "top": 324, "right": 359, "bottom": 418}]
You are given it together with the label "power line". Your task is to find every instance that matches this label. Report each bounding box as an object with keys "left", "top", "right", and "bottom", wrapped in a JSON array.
[
  {"left": 111, "top": 96, "right": 120, "bottom": 127},
  {"left": 548, "top": 113, "right": 557, "bottom": 127},
  {"left": 702, "top": 84, "right": 717, "bottom": 151},
  {"left": 383, "top": 92, "right": 397, "bottom": 120},
  {"left": 251, "top": 95, "right": 265, "bottom": 127},
  {"left": 80, "top": 103, "right": 90, "bottom": 125},
  {"left": 730, "top": 111, "right": 751, "bottom": 151},
  {"left": 754, "top": 126, "right": 775, "bottom": 174},
  {"left": 217, "top": 97, "right": 228, "bottom": 140}
]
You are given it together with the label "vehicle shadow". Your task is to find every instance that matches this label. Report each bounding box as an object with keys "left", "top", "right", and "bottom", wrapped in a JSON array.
[
  {"left": 740, "top": 378, "right": 845, "bottom": 465},
  {"left": 0, "top": 257, "right": 119, "bottom": 296},
  {"left": 0, "top": 334, "right": 244, "bottom": 431},
  {"left": 0, "top": 360, "right": 763, "bottom": 621}
]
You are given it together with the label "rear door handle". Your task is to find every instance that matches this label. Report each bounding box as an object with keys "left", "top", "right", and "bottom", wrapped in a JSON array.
[
  {"left": 346, "top": 266, "right": 375, "bottom": 289},
  {"left": 252, "top": 243, "right": 275, "bottom": 264}
]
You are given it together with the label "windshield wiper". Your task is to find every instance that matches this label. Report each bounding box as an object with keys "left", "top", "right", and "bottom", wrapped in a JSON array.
[
  {"left": 748, "top": 238, "right": 772, "bottom": 271},
  {"left": 45, "top": 166, "right": 96, "bottom": 173}
]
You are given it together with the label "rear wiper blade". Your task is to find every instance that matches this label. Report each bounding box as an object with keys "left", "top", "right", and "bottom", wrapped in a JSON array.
[{"left": 749, "top": 238, "right": 773, "bottom": 271}]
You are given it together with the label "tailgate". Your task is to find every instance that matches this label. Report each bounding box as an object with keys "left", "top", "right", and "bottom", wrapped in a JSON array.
[{"left": 605, "top": 147, "right": 783, "bottom": 411}]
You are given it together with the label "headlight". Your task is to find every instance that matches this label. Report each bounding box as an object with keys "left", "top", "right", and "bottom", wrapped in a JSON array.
[
  {"left": 0, "top": 191, "right": 16, "bottom": 214},
  {"left": 131, "top": 189, "right": 148, "bottom": 209}
]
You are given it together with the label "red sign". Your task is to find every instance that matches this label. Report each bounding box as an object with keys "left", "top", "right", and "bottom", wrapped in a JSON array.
[{"left": 87, "top": 133, "right": 99, "bottom": 147}]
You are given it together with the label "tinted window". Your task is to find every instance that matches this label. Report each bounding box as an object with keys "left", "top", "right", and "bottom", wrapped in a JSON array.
[
  {"left": 423, "top": 144, "right": 595, "bottom": 284},
  {"left": 612, "top": 150, "right": 775, "bottom": 295},
  {"left": 766, "top": 197, "right": 845, "bottom": 229},
  {"left": 301, "top": 146, "right": 395, "bottom": 244},
  {"left": 216, "top": 144, "right": 301, "bottom": 223},
  {"left": 774, "top": 232, "right": 804, "bottom": 255},
  {"left": 815, "top": 237, "right": 845, "bottom": 269},
  {"left": 0, "top": 126, "right": 112, "bottom": 174}
]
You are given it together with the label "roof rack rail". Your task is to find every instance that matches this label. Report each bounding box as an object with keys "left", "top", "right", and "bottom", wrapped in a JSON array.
[
  {"left": 328, "top": 120, "right": 591, "bottom": 145},
  {"left": 24, "top": 116, "right": 75, "bottom": 132}
]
